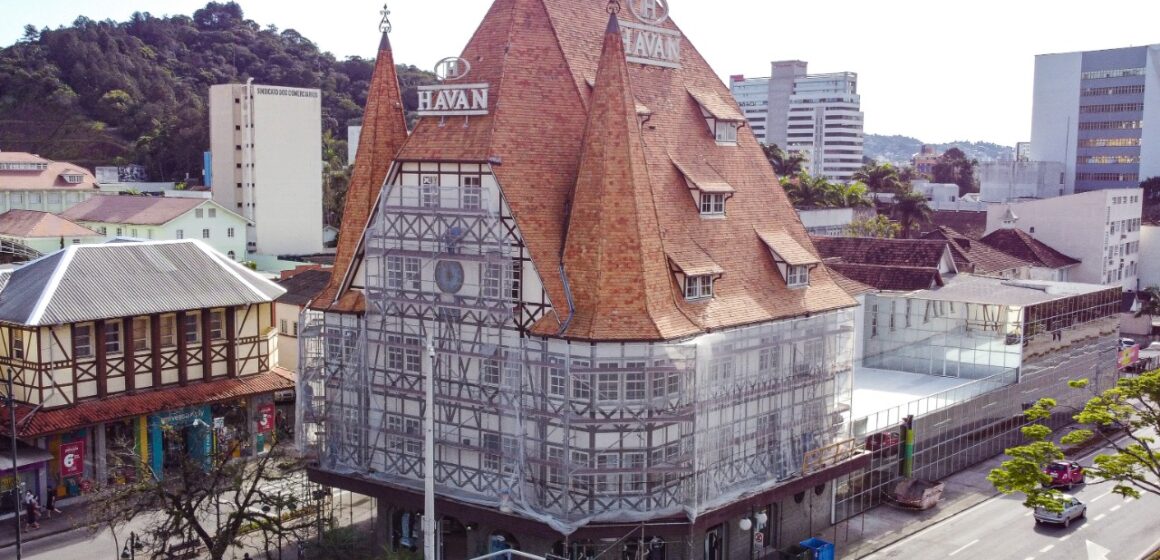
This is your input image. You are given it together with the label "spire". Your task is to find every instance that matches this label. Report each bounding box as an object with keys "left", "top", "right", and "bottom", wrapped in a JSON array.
[
  {"left": 559, "top": 8, "right": 680, "bottom": 339},
  {"left": 312, "top": 6, "right": 409, "bottom": 313}
]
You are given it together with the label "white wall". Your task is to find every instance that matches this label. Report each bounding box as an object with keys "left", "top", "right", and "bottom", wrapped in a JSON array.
[
  {"left": 985, "top": 190, "right": 1140, "bottom": 290},
  {"left": 1139, "top": 225, "right": 1160, "bottom": 289},
  {"left": 252, "top": 86, "right": 323, "bottom": 256},
  {"left": 77, "top": 202, "right": 248, "bottom": 261},
  {"left": 275, "top": 301, "right": 300, "bottom": 371},
  {"left": 0, "top": 190, "right": 104, "bottom": 213},
  {"left": 1029, "top": 52, "right": 1081, "bottom": 190}
]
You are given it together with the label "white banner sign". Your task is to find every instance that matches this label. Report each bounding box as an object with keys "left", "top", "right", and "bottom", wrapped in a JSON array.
[
  {"left": 416, "top": 83, "right": 490, "bottom": 117},
  {"left": 619, "top": 20, "right": 681, "bottom": 69}
]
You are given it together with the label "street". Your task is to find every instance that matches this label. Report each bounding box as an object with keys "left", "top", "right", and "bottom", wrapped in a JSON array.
[{"left": 864, "top": 474, "right": 1160, "bottom": 560}]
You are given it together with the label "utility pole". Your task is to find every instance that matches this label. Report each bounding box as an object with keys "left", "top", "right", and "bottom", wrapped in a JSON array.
[
  {"left": 6, "top": 371, "right": 22, "bottom": 560},
  {"left": 423, "top": 332, "right": 436, "bottom": 560}
]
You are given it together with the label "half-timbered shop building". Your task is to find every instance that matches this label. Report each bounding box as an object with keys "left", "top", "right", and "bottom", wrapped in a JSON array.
[
  {"left": 301, "top": 1, "right": 867, "bottom": 558},
  {"left": 0, "top": 240, "right": 290, "bottom": 507}
]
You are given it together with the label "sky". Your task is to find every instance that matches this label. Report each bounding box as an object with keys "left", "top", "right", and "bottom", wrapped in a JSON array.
[{"left": 3, "top": 0, "right": 1158, "bottom": 146}]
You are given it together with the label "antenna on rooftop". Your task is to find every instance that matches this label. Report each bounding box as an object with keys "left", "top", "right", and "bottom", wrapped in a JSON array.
[
  {"left": 607, "top": 0, "right": 621, "bottom": 14},
  {"left": 379, "top": 3, "right": 392, "bottom": 34}
]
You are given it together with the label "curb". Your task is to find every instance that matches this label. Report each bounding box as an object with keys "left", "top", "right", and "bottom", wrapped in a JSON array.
[{"left": 0, "top": 520, "right": 81, "bottom": 550}]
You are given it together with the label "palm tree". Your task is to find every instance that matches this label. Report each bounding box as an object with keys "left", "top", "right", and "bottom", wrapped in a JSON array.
[
  {"left": 852, "top": 162, "right": 904, "bottom": 194},
  {"left": 763, "top": 144, "right": 806, "bottom": 177},
  {"left": 783, "top": 173, "right": 831, "bottom": 208},
  {"left": 889, "top": 188, "right": 932, "bottom": 238},
  {"left": 830, "top": 181, "right": 872, "bottom": 208}
]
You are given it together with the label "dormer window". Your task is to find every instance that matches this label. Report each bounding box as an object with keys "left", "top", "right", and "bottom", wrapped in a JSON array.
[
  {"left": 62, "top": 173, "right": 85, "bottom": 184},
  {"left": 787, "top": 265, "right": 810, "bottom": 288},
  {"left": 684, "top": 275, "right": 714, "bottom": 300},
  {"left": 700, "top": 193, "right": 725, "bottom": 215},
  {"left": 715, "top": 121, "right": 738, "bottom": 144},
  {"left": 758, "top": 230, "right": 820, "bottom": 289},
  {"left": 687, "top": 87, "right": 746, "bottom": 146}
]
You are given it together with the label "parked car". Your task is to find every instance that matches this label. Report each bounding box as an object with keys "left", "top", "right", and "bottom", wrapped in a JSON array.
[
  {"left": 1119, "top": 337, "right": 1137, "bottom": 350},
  {"left": 1044, "top": 460, "right": 1085, "bottom": 488},
  {"left": 865, "top": 431, "right": 900, "bottom": 453},
  {"left": 1034, "top": 495, "right": 1086, "bottom": 528}
]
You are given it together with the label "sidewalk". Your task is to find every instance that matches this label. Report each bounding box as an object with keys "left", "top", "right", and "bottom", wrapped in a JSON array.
[{"left": 0, "top": 500, "right": 87, "bottom": 550}]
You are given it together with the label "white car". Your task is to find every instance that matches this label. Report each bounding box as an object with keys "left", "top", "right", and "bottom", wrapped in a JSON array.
[{"left": 1033, "top": 496, "right": 1086, "bottom": 528}]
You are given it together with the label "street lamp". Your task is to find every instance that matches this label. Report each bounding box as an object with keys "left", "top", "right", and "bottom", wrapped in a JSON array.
[{"left": 739, "top": 510, "right": 769, "bottom": 558}]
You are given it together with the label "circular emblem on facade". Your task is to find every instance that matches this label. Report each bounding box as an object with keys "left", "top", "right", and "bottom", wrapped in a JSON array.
[
  {"left": 435, "top": 260, "right": 465, "bottom": 294},
  {"left": 435, "top": 57, "right": 472, "bottom": 82},
  {"left": 628, "top": 0, "right": 669, "bottom": 25}
]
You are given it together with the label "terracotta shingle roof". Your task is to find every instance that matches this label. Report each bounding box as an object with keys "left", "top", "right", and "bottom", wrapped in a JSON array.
[
  {"left": 0, "top": 152, "right": 97, "bottom": 190},
  {"left": 980, "top": 228, "right": 1081, "bottom": 269},
  {"left": 760, "top": 230, "right": 820, "bottom": 266},
  {"left": 342, "top": 0, "right": 855, "bottom": 339},
  {"left": 811, "top": 236, "right": 951, "bottom": 269},
  {"left": 921, "top": 210, "right": 987, "bottom": 239},
  {"left": 59, "top": 196, "right": 214, "bottom": 226},
  {"left": 0, "top": 210, "right": 99, "bottom": 238},
  {"left": 826, "top": 266, "right": 876, "bottom": 296},
  {"left": 1, "top": 369, "right": 294, "bottom": 438},
  {"left": 687, "top": 87, "right": 746, "bottom": 122},
  {"left": 923, "top": 226, "right": 1031, "bottom": 275},
  {"left": 827, "top": 263, "right": 944, "bottom": 292},
  {"left": 311, "top": 31, "right": 409, "bottom": 314}
]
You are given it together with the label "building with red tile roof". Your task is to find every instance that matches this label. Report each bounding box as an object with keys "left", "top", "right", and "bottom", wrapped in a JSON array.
[
  {"left": 980, "top": 227, "right": 1081, "bottom": 281},
  {"left": 923, "top": 226, "right": 1032, "bottom": 278},
  {"left": 0, "top": 151, "right": 105, "bottom": 213},
  {"left": 302, "top": 1, "right": 865, "bottom": 554},
  {"left": 0, "top": 209, "right": 103, "bottom": 260}
]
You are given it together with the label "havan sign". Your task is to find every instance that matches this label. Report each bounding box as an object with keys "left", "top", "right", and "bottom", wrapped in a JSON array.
[
  {"left": 619, "top": 0, "right": 681, "bottom": 69},
  {"left": 416, "top": 84, "right": 489, "bottom": 116}
]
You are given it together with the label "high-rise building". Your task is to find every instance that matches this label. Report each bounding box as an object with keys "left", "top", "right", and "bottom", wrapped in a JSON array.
[
  {"left": 1029, "top": 45, "right": 1160, "bottom": 193},
  {"left": 209, "top": 82, "right": 324, "bottom": 256},
  {"left": 731, "top": 61, "right": 864, "bottom": 182}
]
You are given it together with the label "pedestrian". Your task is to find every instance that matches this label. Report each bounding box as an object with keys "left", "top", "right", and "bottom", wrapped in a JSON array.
[
  {"left": 45, "top": 491, "right": 62, "bottom": 518},
  {"left": 242, "top": 554, "right": 251, "bottom": 560},
  {"left": 25, "top": 499, "right": 40, "bottom": 530}
]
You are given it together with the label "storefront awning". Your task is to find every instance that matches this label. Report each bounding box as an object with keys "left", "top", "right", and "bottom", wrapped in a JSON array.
[
  {"left": 1, "top": 368, "right": 294, "bottom": 438},
  {"left": 0, "top": 442, "right": 54, "bottom": 472}
]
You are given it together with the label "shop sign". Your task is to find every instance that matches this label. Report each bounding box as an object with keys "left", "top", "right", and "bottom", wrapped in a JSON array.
[
  {"left": 60, "top": 440, "right": 84, "bottom": 477},
  {"left": 256, "top": 403, "right": 276, "bottom": 433},
  {"left": 619, "top": 20, "right": 681, "bottom": 69},
  {"left": 416, "top": 84, "right": 490, "bottom": 117}
]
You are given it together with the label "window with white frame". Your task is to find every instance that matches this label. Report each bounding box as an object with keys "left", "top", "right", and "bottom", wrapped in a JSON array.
[
  {"left": 684, "top": 274, "right": 714, "bottom": 300},
  {"left": 625, "top": 370, "right": 646, "bottom": 401},
  {"left": 160, "top": 315, "right": 176, "bottom": 347},
  {"left": 624, "top": 452, "right": 646, "bottom": 493},
  {"left": 700, "top": 193, "right": 725, "bottom": 215},
  {"left": 386, "top": 256, "right": 404, "bottom": 289},
  {"left": 546, "top": 446, "right": 564, "bottom": 488},
  {"left": 208, "top": 208, "right": 217, "bottom": 218},
  {"left": 227, "top": 227, "right": 235, "bottom": 238},
  {"left": 421, "top": 183, "right": 440, "bottom": 208},
  {"left": 184, "top": 313, "right": 200, "bottom": 344},
  {"left": 759, "top": 342, "right": 780, "bottom": 376},
  {"left": 597, "top": 372, "right": 619, "bottom": 402},
  {"left": 202, "top": 228, "right": 210, "bottom": 239},
  {"left": 571, "top": 450, "right": 591, "bottom": 491},
  {"left": 482, "top": 358, "right": 501, "bottom": 385},
  {"left": 482, "top": 262, "right": 503, "bottom": 299},
  {"left": 404, "top": 337, "right": 421, "bottom": 373},
  {"left": 715, "top": 121, "right": 738, "bottom": 144},
  {"left": 403, "top": 257, "right": 421, "bottom": 289},
  {"left": 595, "top": 453, "right": 620, "bottom": 494},
  {"left": 571, "top": 359, "right": 591, "bottom": 400},
  {"left": 462, "top": 176, "right": 482, "bottom": 210},
  {"left": 176, "top": 229, "right": 184, "bottom": 239},
  {"left": 404, "top": 418, "right": 421, "bottom": 455},
  {"left": 786, "top": 265, "right": 809, "bottom": 287},
  {"left": 12, "top": 330, "right": 23, "bottom": 360},
  {"left": 210, "top": 310, "right": 225, "bottom": 339},
  {"left": 105, "top": 321, "right": 122, "bottom": 354},
  {"left": 545, "top": 357, "right": 566, "bottom": 397},
  {"left": 195, "top": 208, "right": 204, "bottom": 218}
]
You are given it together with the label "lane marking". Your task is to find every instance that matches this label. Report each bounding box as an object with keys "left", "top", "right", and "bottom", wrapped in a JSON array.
[
  {"left": 1061, "top": 534, "right": 1071, "bottom": 542},
  {"left": 949, "top": 539, "right": 979, "bottom": 556},
  {"left": 1094, "top": 513, "right": 1107, "bottom": 522},
  {"left": 1040, "top": 545, "right": 1055, "bottom": 553},
  {"left": 1023, "top": 511, "right": 1032, "bottom": 517},
  {"left": 1091, "top": 491, "right": 1111, "bottom": 503},
  {"left": 1110, "top": 505, "right": 1121, "bottom": 512}
]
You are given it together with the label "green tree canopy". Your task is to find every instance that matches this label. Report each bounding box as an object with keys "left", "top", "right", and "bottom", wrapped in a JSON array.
[
  {"left": 889, "top": 188, "right": 932, "bottom": 238},
  {"left": 852, "top": 162, "right": 905, "bottom": 194},
  {"left": 932, "top": 147, "right": 979, "bottom": 197},
  {"left": 989, "top": 370, "right": 1160, "bottom": 513},
  {"left": 847, "top": 214, "right": 901, "bottom": 238},
  {"left": 763, "top": 143, "right": 806, "bottom": 177}
]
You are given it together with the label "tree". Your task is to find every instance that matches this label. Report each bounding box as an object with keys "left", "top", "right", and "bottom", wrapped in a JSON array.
[
  {"left": 829, "top": 180, "right": 872, "bottom": 208},
  {"left": 852, "top": 162, "right": 904, "bottom": 194},
  {"left": 988, "top": 370, "right": 1160, "bottom": 514},
  {"left": 931, "top": 147, "right": 979, "bottom": 197},
  {"left": 889, "top": 188, "right": 932, "bottom": 238},
  {"left": 847, "top": 214, "right": 901, "bottom": 238},
  {"left": 762, "top": 144, "right": 806, "bottom": 177},
  {"left": 1133, "top": 286, "right": 1160, "bottom": 318},
  {"left": 86, "top": 438, "right": 314, "bottom": 560},
  {"left": 783, "top": 173, "right": 831, "bottom": 208}
]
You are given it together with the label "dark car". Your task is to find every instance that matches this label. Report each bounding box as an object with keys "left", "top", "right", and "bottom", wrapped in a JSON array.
[
  {"left": 866, "top": 432, "right": 900, "bottom": 453},
  {"left": 1044, "top": 460, "right": 1085, "bottom": 489}
]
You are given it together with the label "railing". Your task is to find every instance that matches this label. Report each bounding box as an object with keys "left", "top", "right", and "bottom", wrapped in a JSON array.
[{"left": 852, "top": 367, "right": 1018, "bottom": 437}]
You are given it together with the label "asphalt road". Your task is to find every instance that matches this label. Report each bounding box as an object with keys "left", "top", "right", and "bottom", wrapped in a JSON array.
[{"left": 864, "top": 475, "right": 1160, "bottom": 560}]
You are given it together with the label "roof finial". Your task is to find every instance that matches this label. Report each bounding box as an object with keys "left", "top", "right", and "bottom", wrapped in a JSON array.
[
  {"left": 379, "top": 3, "right": 392, "bottom": 34},
  {"left": 607, "top": 0, "right": 622, "bottom": 15}
]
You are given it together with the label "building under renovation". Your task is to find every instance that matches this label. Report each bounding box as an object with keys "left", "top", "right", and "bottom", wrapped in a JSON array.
[{"left": 300, "top": 1, "right": 868, "bottom": 558}]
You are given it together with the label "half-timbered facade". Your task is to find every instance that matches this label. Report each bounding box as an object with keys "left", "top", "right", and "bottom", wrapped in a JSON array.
[
  {"left": 0, "top": 239, "right": 290, "bottom": 506},
  {"left": 303, "top": 2, "right": 865, "bottom": 559}
]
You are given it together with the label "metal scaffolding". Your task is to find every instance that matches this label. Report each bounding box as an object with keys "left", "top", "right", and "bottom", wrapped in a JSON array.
[{"left": 299, "top": 162, "right": 857, "bottom": 535}]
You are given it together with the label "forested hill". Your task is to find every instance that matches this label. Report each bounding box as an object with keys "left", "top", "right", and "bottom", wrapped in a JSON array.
[{"left": 0, "top": 2, "right": 435, "bottom": 182}]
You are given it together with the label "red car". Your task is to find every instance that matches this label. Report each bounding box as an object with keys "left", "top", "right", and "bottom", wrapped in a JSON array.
[
  {"left": 865, "top": 432, "right": 900, "bottom": 453},
  {"left": 1044, "top": 460, "right": 1085, "bottom": 488}
]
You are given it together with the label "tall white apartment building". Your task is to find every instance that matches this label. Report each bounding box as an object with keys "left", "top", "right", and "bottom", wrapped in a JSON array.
[
  {"left": 731, "top": 61, "right": 864, "bottom": 182},
  {"left": 728, "top": 74, "right": 771, "bottom": 143},
  {"left": 209, "top": 82, "right": 324, "bottom": 256},
  {"left": 984, "top": 188, "right": 1142, "bottom": 290}
]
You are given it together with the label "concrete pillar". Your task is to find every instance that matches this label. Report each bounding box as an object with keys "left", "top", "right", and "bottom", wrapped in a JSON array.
[
  {"left": 94, "top": 423, "right": 107, "bottom": 485},
  {"left": 375, "top": 499, "right": 394, "bottom": 552}
]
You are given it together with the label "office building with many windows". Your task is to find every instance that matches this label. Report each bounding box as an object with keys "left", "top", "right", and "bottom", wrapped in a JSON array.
[{"left": 1029, "top": 45, "right": 1160, "bottom": 192}]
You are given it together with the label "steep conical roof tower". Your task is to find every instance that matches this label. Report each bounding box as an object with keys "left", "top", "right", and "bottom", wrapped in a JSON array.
[
  {"left": 559, "top": 10, "right": 692, "bottom": 339},
  {"left": 313, "top": 21, "right": 409, "bottom": 312}
]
